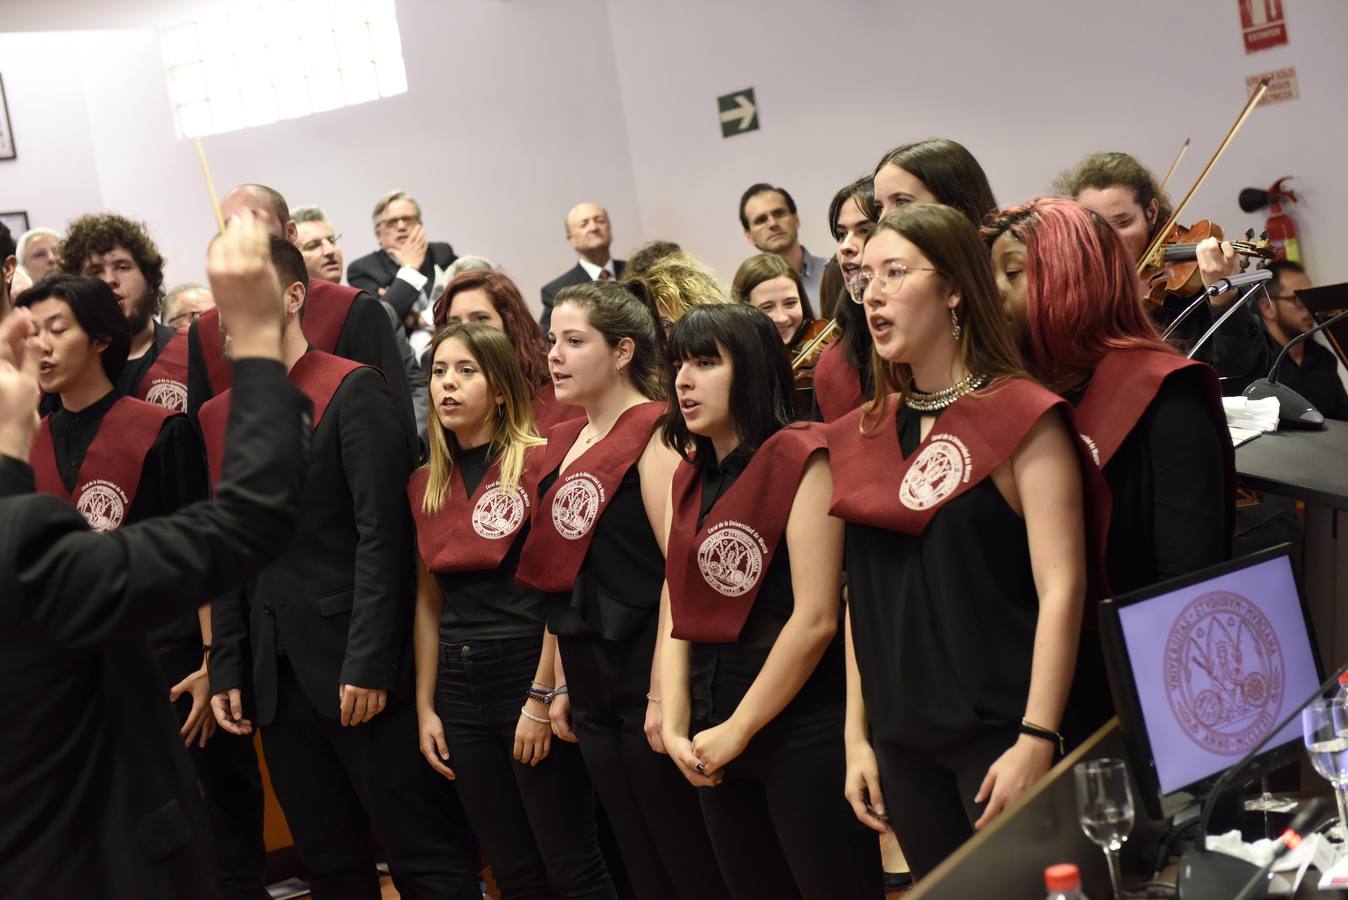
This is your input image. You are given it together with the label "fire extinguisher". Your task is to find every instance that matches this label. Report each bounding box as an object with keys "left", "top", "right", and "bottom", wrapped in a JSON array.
[{"left": 1238, "top": 177, "right": 1300, "bottom": 263}]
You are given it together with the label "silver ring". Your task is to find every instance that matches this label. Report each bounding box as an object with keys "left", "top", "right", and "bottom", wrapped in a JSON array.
[{"left": 695, "top": 762, "right": 706, "bottom": 774}]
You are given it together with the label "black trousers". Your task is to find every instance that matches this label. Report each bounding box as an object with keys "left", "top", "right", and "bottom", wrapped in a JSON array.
[
  {"left": 435, "top": 636, "right": 616, "bottom": 900},
  {"left": 261, "top": 657, "right": 480, "bottom": 900},
  {"left": 157, "top": 641, "right": 269, "bottom": 900},
  {"left": 872, "top": 726, "right": 1020, "bottom": 881},
  {"left": 695, "top": 706, "right": 883, "bottom": 900},
  {"left": 558, "top": 629, "right": 730, "bottom": 900}
]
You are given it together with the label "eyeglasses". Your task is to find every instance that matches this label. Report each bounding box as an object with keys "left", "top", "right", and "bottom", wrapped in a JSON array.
[
  {"left": 300, "top": 233, "right": 342, "bottom": 253},
  {"left": 379, "top": 215, "right": 420, "bottom": 229},
  {"left": 850, "top": 261, "right": 940, "bottom": 303}
]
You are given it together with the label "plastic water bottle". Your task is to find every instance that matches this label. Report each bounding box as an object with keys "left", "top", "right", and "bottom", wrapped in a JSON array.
[
  {"left": 1044, "top": 863, "right": 1089, "bottom": 899},
  {"left": 1335, "top": 670, "right": 1348, "bottom": 705}
]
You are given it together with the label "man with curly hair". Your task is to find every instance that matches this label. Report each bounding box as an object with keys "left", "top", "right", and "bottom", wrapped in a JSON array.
[{"left": 61, "top": 214, "right": 191, "bottom": 412}]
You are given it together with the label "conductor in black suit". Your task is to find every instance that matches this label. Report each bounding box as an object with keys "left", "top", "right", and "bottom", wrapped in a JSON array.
[
  {"left": 346, "top": 190, "right": 456, "bottom": 346},
  {"left": 0, "top": 218, "right": 311, "bottom": 900},
  {"left": 205, "top": 240, "right": 478, "bottom": 899},
  {"left": 539, "top": 201, "right": 626, "bottom": 333}
]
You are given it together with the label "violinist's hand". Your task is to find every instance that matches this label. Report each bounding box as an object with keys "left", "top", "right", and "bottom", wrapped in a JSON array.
[{"left": 1197, "top": 236, "right": 1244, "bottom": 307}]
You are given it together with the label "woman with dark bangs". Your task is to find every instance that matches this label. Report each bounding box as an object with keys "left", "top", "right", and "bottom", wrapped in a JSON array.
[
  {"left": 433, "top": 269, "right": 581, "bottom": 433},
  {"left": 985, "top": 197, "right": 1233, "bottom": 595},
  {"left": 657, "top": 304, "right": 881, "bottom": 899},
  {"left": 812, "top": 176, "right": 877, "bottom": 423},
  {"left": 828, "top": 204, "right": 1107, "bottom": 880},
  {"left": 410, "top": 323, "right": 616, "bottom": 898}
]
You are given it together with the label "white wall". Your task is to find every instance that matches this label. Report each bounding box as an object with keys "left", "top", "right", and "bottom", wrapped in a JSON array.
[
  {"left": 2, "top": 0, "right": 1345, "bottom": 308},
  {"left": 605, "top": 0, "right": 1348, "bottom": 287}
]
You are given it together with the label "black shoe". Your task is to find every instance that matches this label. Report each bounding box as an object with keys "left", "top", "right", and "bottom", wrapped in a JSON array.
[{"left": 883, "top": 871, "right": 914, "bottom": 891}]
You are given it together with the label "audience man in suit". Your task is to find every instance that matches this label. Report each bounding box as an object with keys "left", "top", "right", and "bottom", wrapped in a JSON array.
[
  {"left": 346, "top": 190, "right": 456, "bottom": 355},
  {"left": 739, "top": 182, "right": 829, "bottom": 306},
  {"left": 293, "top": 204, "right": 429, "bottom": 438},
  {"left": 539, "top": 201, "right": 626, "bottom": 333}
]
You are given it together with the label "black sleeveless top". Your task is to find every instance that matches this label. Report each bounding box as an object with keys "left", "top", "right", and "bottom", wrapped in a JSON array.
[
  {"left": 1066, "top": 369, "right": 1230, "bottom": 597},
  {"left": 687, "top": 446, "right": 844, "bottom": 726},
  {"left": 540, "top": 465, "right": 665, "bottom": 640},
  {"left": 435, "top": 443, "right": 546, "bottom": 642},
  {"left": 845, "top": 407, "right": 1036, "bottom": 754}
]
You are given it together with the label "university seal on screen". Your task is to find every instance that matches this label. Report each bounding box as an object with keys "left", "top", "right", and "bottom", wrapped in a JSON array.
[{"left": 1165, "top": 591, "right": 1284, "bottom": 756}]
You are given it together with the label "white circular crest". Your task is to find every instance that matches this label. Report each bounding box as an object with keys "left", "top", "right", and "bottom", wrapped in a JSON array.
[
  {"left": 472, "top": 483, "right": 526, "bottom": 540},
  {"left": 76, "top": 480, "right": 129, "bottom": 532},
  {"left": 1081, "top": 434, "right": 1102, "bottom": 467},
  {"left": 697, "top": 526, "right": 764, "bottom": 597},
  {"left": 144, "top": 379, "right": 188, "bottom": 412},
  {"left": 551, "top": 474, "right": 602, "bottom": 540},
  {"left": 899, "top": 439, "right": 966, "bottom": 511}
]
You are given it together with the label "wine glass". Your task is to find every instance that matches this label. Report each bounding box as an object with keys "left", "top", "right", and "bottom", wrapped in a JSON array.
[
  {"left": 1301, "top": 700, "right": 1348, "bottom": 839},
  {"left": 1246, "top": 774, "right": 1297, "bottom": 814},
  {"left": 1075, "top": 758, "right": 1135, "bottom": 898}
]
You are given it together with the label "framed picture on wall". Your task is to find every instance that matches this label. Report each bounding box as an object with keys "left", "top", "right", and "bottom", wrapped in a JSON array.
[
  {"left": 0, "top": 74, "right": 14, "bottom": 160},
  {"left": 0, "top": 211, "right": 27, "bottom": 235}
]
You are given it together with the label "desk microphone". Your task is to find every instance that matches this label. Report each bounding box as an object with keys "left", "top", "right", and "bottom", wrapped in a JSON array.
[{"left": 1243, "top": 308, "right": 1348, "bottom": 430}]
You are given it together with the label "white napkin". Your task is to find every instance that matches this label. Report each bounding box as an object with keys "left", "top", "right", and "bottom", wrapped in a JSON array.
[
  {"left": 1203, "top": 829, "right": 1331, "bottom": 895},
  {"left": 1224, "top": 396, "right": 1281, "bottom": 433}
]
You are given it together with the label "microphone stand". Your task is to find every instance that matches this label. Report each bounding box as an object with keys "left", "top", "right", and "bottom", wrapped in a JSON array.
[{"left": 1185, "top": 282, "right": 1270, "bottom": 361}]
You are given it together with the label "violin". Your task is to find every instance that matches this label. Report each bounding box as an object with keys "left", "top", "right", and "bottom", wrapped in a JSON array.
[
  {"left": 790, "top": 318, "right": 841, "bottom": 418},
  {"left": 1141, "top": 220, "right": 1275, "bottom": 308}
]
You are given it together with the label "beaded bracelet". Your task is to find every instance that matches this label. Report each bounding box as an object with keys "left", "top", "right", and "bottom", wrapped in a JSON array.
[
  {"left": 520, "top": 706, "right": 550, "bottom": 725},
  {"left": 525, "top": 687, "right": 552, "bottom": 706}
]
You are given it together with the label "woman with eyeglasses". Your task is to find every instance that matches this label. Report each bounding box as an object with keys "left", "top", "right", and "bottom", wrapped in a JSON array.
[
  {"left": 411, "top": 323, "right": 617, "bottom": 898},
  {"left": 984, "top": 197, "right": 1233, "bottom": 596},
  {"left": 828, "top": 204, "right": 1106, "bottom": 881},
  {"left": 434, "top": 269, "right": 582, "bottom": 433},
  {"left": 656, "top": 303, "right": 882, "bottom": 899}
]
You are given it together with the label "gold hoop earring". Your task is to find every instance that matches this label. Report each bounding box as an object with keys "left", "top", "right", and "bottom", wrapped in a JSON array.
[{"left": 950, "top": 307, "right": 961, "bottom": 340}]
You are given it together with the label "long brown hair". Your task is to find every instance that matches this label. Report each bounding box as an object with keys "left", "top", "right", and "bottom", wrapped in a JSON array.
[
  {"left": 864, "top": 203, "right": 1026, "bottom": 429},
  {"left": 553, "top": 280, "right": 665, "bottom": 400},
  {"left": 433, "top": 270, "right": 550, "bottom": 389},
  {"left": 421, "top": 324, "right": 544, "bottom": 514}
]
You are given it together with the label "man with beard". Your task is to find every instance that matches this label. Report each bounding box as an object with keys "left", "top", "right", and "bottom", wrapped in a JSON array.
[
  {"left": 292, "top": 204, "right": 429, "bottom": 438},
  {"left": 1255, "top": 261, "right": 1348, "bottom": 420},
  {"left": 738, "top": 183, "right": 828, "bottom": 307},
  {"left": 539, "top": 201, "right": 627, "bottom": 333},
  {"left": 187, "top": 185, "right": 418, "bottom": 458},
  {"left": 61, "top": 214, "right": 190, "bottom": 412},
  {"left": 203, "top": 237, "right": 479, "bottom": 900}
]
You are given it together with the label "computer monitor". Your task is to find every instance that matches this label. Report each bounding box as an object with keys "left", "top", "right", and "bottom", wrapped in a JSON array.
[{"left": 1100, "top": 544, "right": 1323, "bottom": 819}]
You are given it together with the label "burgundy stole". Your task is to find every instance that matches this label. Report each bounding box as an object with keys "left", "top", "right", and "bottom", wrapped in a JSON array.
[
  {"left": 30, "top": 396, "right": 175, "bottom": 532},
  {"left": 665, "top": 424, "right": 826, "bottom": 643},
  {"left": 531, "top": 381, "right": 583, "bottom": 435},
  {"left": 199, "top": 350, "right": 364, "bottom": 489},
  {"left": 1073, "top": 348, "right": 1223, "bottom": 467},
  {"left": 813, "top": 342, "right": 866, "bottom": 423},
  {"left": 408, "top": 446, "right": 545, "bottom": 574},
  {"left": 136, "top": 326, "right": 191, "bottom": 412},
  {"left": 515, "top": 401, "right": 665, "bottom": 593},
  {"left": 196, "top": 281, "right": 361, "bottom": 396}
]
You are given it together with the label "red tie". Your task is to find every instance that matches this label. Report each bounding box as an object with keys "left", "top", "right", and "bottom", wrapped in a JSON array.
[{"left": 598, "top": 269, "right": 612, "bottom": 281}]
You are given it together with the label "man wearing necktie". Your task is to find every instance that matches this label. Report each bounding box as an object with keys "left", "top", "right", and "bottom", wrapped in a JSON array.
[{"left": 539, "top": 202, "right": 627, "bottom": 334}]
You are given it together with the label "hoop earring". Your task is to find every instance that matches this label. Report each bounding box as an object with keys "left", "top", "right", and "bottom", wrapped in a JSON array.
[{"left": 950, "top": 307, "right": 961, "bottom": 340}]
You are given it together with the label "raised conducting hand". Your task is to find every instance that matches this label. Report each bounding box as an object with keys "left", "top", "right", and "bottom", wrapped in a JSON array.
[
  {"left": 0, "top": 309, "right": 41, "bottom": 461},
  {"left": 393, "top": 225, "right": 428, "bottom": 271},
  {"left": 207, "top": 214, "right": 284, "bottom": 360}
]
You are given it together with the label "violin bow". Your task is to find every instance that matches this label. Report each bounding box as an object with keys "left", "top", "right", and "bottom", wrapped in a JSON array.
[
  {"left": 1137, "top": 79, "right": 1269, "bottom": 275},
  {"left": 1159, "top": 138, "right": 1190, "bottom": 193},
  {"left": 194, "top": 137, "right": 226, "bottom": 232}
]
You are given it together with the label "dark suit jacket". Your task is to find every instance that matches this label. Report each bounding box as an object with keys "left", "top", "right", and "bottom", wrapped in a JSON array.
[
  {"left": 539, "top": 259, "right": 627, "bottom": 333},
  {"left": 186, "top": 289, "right": 420, "bottom": 462},
  {"left": 0, "top": 360, "right": 309, "bottom": 900},
  {"left": 209, "top": 365, "right": 416, "bottom": 726},
  {"left": 347, "top": 242, "right": 457, "bottom": 319}
]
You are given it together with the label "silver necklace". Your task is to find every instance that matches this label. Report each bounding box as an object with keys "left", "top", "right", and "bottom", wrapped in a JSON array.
[{"left": 904, "top": 373, "right": 986, "bottom": 412}]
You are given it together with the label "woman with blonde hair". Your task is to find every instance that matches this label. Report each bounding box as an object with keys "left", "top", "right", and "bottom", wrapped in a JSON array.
[{"left": 412, "top": 323, "right": 616, "bottom": 898}]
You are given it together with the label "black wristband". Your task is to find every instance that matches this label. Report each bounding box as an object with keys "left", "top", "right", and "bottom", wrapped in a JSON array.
[{"left": 1019, "top": 720, "right": 1064, "bottom": 756}]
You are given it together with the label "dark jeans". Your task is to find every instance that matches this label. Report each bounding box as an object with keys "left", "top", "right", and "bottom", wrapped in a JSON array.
[
  {"left": 157, "top": 640, "right": 269, "bottom": 900},
  {"left": 435, "top": 636, "right": 616, "bottom": 900},
  {"left": 261, "top": 657, "right": 480, "bottom": 900},
  {"left": 695, "top": 706, "right": 883, "bottom": 900},
  {"left": 559, "top": 630, "right": 730, "bottom": 900},
  {"left": 872, "top": 726, "right": 1021, "bottom": 881}
]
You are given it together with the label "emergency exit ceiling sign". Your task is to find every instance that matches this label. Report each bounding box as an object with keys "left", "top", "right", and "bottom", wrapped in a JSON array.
[{"left": 718, "top": 88, "right": 759, "bottom": 138}]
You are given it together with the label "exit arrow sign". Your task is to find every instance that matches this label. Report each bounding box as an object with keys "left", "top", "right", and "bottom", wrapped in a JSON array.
[{"left": 718, "top": 88, "right": 759, "bottom": 138}]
